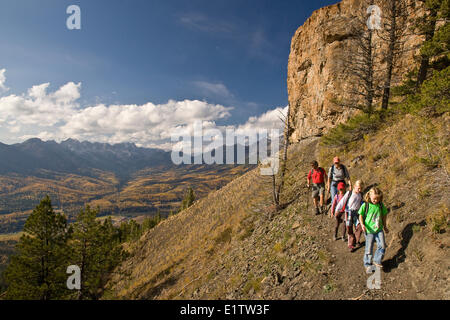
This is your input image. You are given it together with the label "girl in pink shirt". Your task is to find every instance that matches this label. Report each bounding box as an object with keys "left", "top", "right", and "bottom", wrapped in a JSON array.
[{"left": 331, "top": 182, "right": 347, "bottom": 241}]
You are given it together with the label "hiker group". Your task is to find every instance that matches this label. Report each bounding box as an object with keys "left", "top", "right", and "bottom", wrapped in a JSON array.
[{"left": 306, "top": 157, "right": 389, "bottom": 274}]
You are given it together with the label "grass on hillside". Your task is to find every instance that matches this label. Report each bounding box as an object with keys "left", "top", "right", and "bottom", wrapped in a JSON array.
[{"left": 104, "top": 97, "right": 449, "bottom": 299}]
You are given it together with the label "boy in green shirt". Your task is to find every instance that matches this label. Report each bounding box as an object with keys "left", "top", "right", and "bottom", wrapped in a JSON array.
[{"left": 359, "top": 187, "right": 389, "bottom": 274}]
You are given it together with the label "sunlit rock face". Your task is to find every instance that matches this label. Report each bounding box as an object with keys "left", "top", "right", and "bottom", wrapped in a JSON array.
[{"left": 287, "top": 0, "right": 424, "bottom": 142}]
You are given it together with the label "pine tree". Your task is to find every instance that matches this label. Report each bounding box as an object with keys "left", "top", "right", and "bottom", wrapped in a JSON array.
[
  {"left": 4, "top": 195, "right": 71, "bottom": 300},
  {"left": 419, "top": 1, "right": 450, "bottom": 71},
  {"left": 96, "top": 217, "right": 124, "bottom": 296},
  {"left": 71, "top": 208, "right": 124, "bottom": 300},
  {"left": 142, "top": 210, "right": 163, "bottom": 233},
  {"left": 70, "top": 206, "right": 102, "bottom": 300},
  {"left": 414, "top": 0, "right": 449, "bottom": 88},
  {"left": 118, "top": 220, "right": 127, "bottom": 243},
  {"left": 394, "top": 0, "right": 448, "bottom": 95},
  {"left": 128, "top": 219, "right": 141, "bottom": 241},
  {"left": 404, "top": 66, "right": 450, "bottom": 114},
  {"left": 178, "top": 187, "right": 196, "bottom": 212},
  {"left": 155, "top": 208, "right": 162, "bottom": 223}
]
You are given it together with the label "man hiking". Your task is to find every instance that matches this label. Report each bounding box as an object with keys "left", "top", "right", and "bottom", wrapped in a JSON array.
[
  {"left": 327, "top": 157, "right": 352, "bottom": 208},
  {"left": 307, "top": 160, "right": 328, "bottom": 215}
]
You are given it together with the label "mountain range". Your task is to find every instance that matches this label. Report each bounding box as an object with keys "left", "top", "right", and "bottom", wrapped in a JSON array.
[
  {"left": 0, "top": 138, "right": 264, "bottom": 232},
  {"left": 0, "top": 138, "right": 171, "bottom": 177},
  {"left": 0, "top": 137, "right": 277, "bottom": 178}
]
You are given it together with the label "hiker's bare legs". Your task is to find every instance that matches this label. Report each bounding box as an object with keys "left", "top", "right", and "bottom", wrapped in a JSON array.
[{"left": 313, "top": 196, "right": 321, "bottom": 214}]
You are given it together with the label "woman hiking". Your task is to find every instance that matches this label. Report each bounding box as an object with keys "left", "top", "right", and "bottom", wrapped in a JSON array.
[
  {"left": 326, "top": 157, "right": 352, "bottom": 208},
  {"left": 307, "top": 160, "right": 328, "bottom": 215}
]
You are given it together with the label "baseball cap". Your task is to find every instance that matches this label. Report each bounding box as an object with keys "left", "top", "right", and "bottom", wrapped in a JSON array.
[{"left": 337, "top": 182, "right": 346, "bottom": 190}]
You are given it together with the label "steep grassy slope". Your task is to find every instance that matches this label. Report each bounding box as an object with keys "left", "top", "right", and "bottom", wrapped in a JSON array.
[
  {"left": 104, "top": 161, "right": 274, "bottom": 299},
  {"left": 105, "top": 113, "right": 449, "bottom": 300}
]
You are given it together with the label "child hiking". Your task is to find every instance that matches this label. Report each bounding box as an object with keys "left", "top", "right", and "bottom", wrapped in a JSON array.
[
  {"left": 359, "top": 188, "right": 389, "bottom": 274},
  {"left": 331, "top": 182, "right": 347, "bottom": 241},
  {"left": 335, "top": 180, "right": 364, "bottom": 252},
  {"left": 307, "top": 160, "right": 328, "bottom": 215}
]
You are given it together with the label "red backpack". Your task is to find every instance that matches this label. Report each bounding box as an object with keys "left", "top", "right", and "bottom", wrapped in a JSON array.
[{"left": 309, "top": 167, "right": 325, "bottom": 181}]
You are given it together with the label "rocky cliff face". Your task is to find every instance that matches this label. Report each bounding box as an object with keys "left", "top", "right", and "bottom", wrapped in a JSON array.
[{"left": 287, "top": 0, "right": 424, "bottom": 142}]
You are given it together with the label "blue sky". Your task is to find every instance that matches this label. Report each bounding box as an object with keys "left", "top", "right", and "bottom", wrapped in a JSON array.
[{"left": 0, "top": 0, "right": 338, "bottom": 148}]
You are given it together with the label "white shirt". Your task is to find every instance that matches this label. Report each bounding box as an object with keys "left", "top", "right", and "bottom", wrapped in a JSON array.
[{"left": 335, "top": 191, "right": 362, "bottom": 213}]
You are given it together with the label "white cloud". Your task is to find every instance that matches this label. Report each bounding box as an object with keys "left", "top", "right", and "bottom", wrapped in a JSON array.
[
  {"left": 236, "top": 105, "right": 288, "bottom": 136},
  {"left": 0, "top": 81, "right": 81, "bottom": 126},
  {"left": 9, "top": 125, "right": 21, "bottom": 133},
  {"left": 193, "top": 81, "right": 234, "bottom": 99},
  {"left": 0, "top": 69, "right": 9, "bottom": 93},
  {"left": 0, "top": 75, "right": 234, "bottom": 148},
  {"left": 19, "top": 131, "right": 55, "bottom": 142},
  {"left": 178, "top": 13, "right": 235, "bottom": 34},
  {"left": 59, "top": 100, "right": 233, "bottom": 145},
  {"left": 0, "top": 72, "right": 288, "bottom": 151},
  {"left": 170, "top": 106, "right": 288, "bottom": 154}
]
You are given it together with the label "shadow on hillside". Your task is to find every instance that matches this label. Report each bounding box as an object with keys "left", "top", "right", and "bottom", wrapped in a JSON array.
[
  {"left": 362, "top": 183, "right": 379, "bottom": 195},
  {"left": 352, "top": 241, "right": 365, "bottom": 253},
  {"left": 383, "top": 220, "right": 426, "bottom": 273},
  {"left": 142, "top": 274, "right": 180, "bottom": 300}
]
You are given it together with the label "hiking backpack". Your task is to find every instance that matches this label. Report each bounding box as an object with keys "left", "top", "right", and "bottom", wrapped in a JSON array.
[
  {"left": 362, "top": 201, "right": 384, "bottom": 219},
  {"left": 309, "top": 168, "right": 325, "bottom": 181},
  {"left": 330, "top": 164, "right": 348, "bottom": 181},
  {"left": 343, "top": 191, "right": 352, "bottom": 211}
]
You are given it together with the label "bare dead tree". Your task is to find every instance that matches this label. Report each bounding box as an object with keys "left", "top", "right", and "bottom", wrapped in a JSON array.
[
  {"left": 333, "top": 0, "right": 384, "bottom": 115},
  {"left": 271, "top": 172, "right": 279, "bottom": 208},
  {"left": 357, "top": 26, "right": 379, "bottom": 114},
  {"left": 378, "top": 0, "right": 410, "bottom": 110},
  {"left": 270, "top": 105, "right": 292, "bottom": 211}
]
